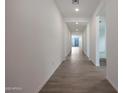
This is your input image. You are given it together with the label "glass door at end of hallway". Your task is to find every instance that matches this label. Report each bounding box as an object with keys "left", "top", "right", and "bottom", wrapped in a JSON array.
[{"left": 72, "top": 37, "right": 79, "bottom": 47}]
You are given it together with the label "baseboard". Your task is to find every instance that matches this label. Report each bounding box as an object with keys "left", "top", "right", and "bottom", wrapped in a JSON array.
[
  {"left": 37, "top": 57, "right": 65, "bottom": 93},
  {"left": 106, "top": 77, "right": 118, "bottom": 92}
]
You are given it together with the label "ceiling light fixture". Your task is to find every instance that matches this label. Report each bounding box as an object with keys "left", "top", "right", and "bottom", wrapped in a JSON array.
[
  {"left": 75, "top": 8, "right": 79, "bottom": 12},
  {"left": 72, "top": 0, "right": 79, "bottom": 5},
  {"left": 76, "top": 22, "right": 78, "bottom": 24}
]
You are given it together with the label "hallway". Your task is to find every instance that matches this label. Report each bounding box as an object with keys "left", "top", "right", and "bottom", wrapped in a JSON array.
[
  {"left": 5, "top": 0, "right": 118, "bottom": 92},
  {"left": 39, "top": 48, "right": 116, "bottom": 93}
]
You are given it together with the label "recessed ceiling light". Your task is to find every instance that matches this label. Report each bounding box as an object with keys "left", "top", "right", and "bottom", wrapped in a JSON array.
[
  {"left": 75, "top": 8, "right": 79, "bottom": 12},
  {"left": 76, "top": 22, "right": 78, "bottom": 24}
]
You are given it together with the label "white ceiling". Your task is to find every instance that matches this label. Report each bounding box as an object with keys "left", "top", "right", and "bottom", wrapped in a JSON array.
[
  {"left": 66, "top": 22, "right": 87, "bottom": 32},
  {"left": 55, "top": 0, "right": 101, "bottom": 32}
]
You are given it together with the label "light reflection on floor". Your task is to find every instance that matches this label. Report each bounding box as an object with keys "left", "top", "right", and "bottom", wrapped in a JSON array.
[
  {"left": 71, "top": 47, "right": 82, "bottom": 55},
  {"left": 70, "top": 47, "right": 83, "bottom": 62},
  {"left": 71, "top": 47, "right": 106, "bottom": 75}
]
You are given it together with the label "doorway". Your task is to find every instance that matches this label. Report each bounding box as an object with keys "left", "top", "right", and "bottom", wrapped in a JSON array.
[
  {"left": 96, "top": 16, "right": 107, "bottom": 67},
  {"left": 72, "top": 35, "right": 79, "bottom": 47},
  {"left": 99, "top": 17, "right": 106, "bottom": 66}
]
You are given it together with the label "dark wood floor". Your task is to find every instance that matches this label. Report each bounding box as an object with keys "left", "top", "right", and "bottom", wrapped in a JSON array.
[{"left": 39, "top": 47, "right": 117, "bottom": 93}]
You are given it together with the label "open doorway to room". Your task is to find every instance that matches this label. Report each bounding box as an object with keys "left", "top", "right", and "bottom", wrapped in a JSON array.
[
  {"left": 96, "top": 16, "right": 107, "bottom": 67},
  {"left": 99, "top": 17, "right": 107, "bottom": 67}
]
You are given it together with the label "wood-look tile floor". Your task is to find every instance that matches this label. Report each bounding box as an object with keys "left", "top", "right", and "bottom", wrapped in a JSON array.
[{"left": 39, "top": 47, "right": 117, "bottom": 93}]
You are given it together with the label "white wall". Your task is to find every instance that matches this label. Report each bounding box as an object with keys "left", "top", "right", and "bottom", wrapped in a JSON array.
[
  {"left": 89, "top": 0, "right": 118, "bottom": 90},
  {"left": 82, "top": 24, "right": 90, "bottom": 57},
  {"left": 82, "top": 29, "right": 86, "bottom": 53},
  {"left": 89, "top": 15, "right": 97, "bottom": 65},
  {"left": 86, "top": 24, "right": 90, "bottom": 57},
  {"left": 105, "top": 0, "right": 118, "bottom": 91},
  {"left": 5, "top": 0, "right": 71, "bottom": 93},
  {"left": 64, "top": 24, "right": 71, "bottom": 57}
]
